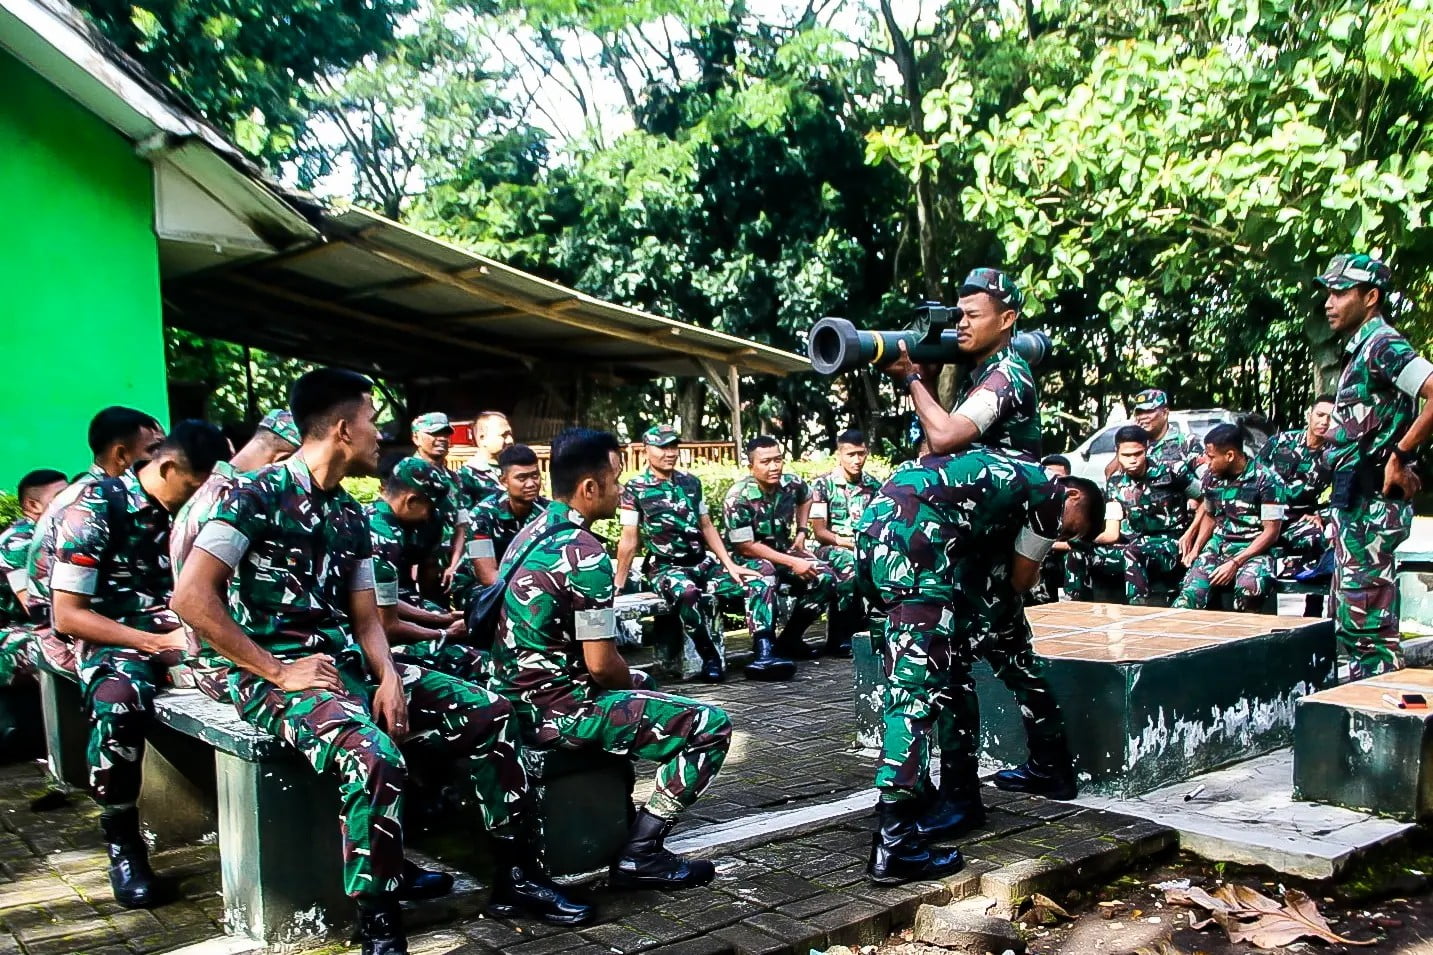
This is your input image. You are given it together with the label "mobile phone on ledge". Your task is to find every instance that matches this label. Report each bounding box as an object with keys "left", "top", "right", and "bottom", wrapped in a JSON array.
[{"left": 1402, "top": 693, "right": 1428, "bottom": 709}]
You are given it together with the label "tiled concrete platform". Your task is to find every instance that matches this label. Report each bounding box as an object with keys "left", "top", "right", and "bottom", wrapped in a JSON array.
[{"left": 1074, "top": 749, "right": 1415, "bottom": 879}]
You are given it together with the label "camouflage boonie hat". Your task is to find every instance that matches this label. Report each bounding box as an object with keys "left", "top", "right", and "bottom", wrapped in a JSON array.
[
  {"left": 257, "top": 409, "right": 300, "bottom": 448},
  {"left": 959, "top": 268, "right": 1024, "bottom": 312},
  {"left": 1132, "top": 388, "right": 1168, "bottom": 411},
  {"left": 390, "top": 457, "right": 449, "bottom": 503},
  {"left": 411, "top": 412, "right": 453, "bottom": 435},
  {"left": 1315, "top": 253, "right": 1392, "bottom": 292},
  {"left": 643, "top": 424, "right": 681, "bottom": 447}
]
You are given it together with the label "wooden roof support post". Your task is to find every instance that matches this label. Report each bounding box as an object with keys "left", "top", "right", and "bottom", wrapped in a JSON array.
[
  {"left": 729, "top": 363, "right": 744, "bottom": 451},
  {"left": 697, "top": 358, "right": 743, "bottom": 449}
]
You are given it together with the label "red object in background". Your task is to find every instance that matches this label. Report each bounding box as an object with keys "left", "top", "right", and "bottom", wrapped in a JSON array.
[{"left": 450, "top": 421, "right": 474, "bottom": 446}]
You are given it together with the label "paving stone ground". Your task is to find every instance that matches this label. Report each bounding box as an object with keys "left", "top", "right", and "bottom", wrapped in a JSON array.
[{"left": 0, "top": 648, "right": 1174, "bottom": 954}]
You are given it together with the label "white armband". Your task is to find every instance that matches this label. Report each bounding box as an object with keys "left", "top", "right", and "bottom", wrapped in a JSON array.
[
  {"left": 1104, "top": 501, "right": 1124, "bottom": 521},
  {"left": 699, "top": 500, "right": 710, "bottom": 516},
  {"left": 953, "top": 389, "right": 1001, "bottom": 434},
  {"left": 374, "top": 580, "right": 400, "bottom": 607},
  {"left": 1396, "top": 356, "right": 1433, "bottom": 398},
  {"left": 809, "top": 502, "right": 829, "bottom": 520},
  {"left": 1015, "top": 526, "right": 1056, "bottom": 563},
  {"left": 469, "top": 538, "right": 495, "bottom": 560},
  {"left": 457, "top": 508, "right": 471, "bottom": 526},
  {"left": 728, "top": 526, "right": 755, "bottom": 543},
  {"left": 619, "top": 508, "right": 640, "bottom": 527},
  {"left": 575, "top": 607, "right": 618, "bottom": 642},
  {"left": 6, "top": 568, "right": 26, "bottom": 594},
  {"left": 51, "top": 562, "right": 98, "bottom": 596},
  {"left": 1260, "top": 503, "right": 1287, "bottom": 522},
  {"left": 349, "top": 558, "right": 376, "bottom": 592},
  {"left": 194, "top": 521, "right": 250, "bottom": 569}
]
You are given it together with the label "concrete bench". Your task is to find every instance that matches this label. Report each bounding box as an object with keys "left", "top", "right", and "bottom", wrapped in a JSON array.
[
  {"left": 1293, "top": 668, "right": 1433, "bottom": 821},
  {"left": 0, "top": 676, "right": 42, "bottom": 764},
  {"left": 33, "top": 653, "right": 634, "bottom": 944}
]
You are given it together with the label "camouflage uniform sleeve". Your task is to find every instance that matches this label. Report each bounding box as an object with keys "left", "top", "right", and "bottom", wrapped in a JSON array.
[
  {"left": 50, "top": 486, "right": 110, "bottom": 596},
  {"left": 570, "top": 539, "right": 618, "bottom": 642},
  {"left": 1102, "top": 475, "right": 1124, "bottom": 523},
  {"left": 954, "top": 363, "right": 1023, "bottom": 435},
  {"left": 1017, "top": 478, "right": 1063, "bottom": 562},
  {"left": 344, "top": 503, "right": 377, "bottom": 592},
  {"left": 809, "top": 476, "right": 830, "bottom": 521},
  {"left": 791, "top": 476, "right": 812, "bottom": 505},
  {"left": 1370, "top": 334, "right": 1433, "bottom": 398},
  {"left": 369, "top": 517, "right": 403, "bottom": 608},
  {"left": 193, "top": 479, "right": 265, "bottom": 570},
  {"left": 468, "top": 502, "right": 498, "bottom": 560},
  {"left": 0, "top": 525, "right": 29, "bottom": 596},
  {"left": 1258, "top": 468, "right": 1289, "bottom": 523},
  {"left": 618, "top": 478, "right": 640, "bottom": 529},
  {"left": 724, "top": 487, "right": 756, "bottom": 544}
]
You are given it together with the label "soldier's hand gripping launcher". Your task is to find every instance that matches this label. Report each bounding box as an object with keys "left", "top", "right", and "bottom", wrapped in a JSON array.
[{"left": 807, "top": 302, "right": 1051, "bottom": 375}]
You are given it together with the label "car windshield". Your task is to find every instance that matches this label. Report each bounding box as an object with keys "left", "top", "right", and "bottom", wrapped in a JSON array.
[
  {"left": 1088, "top": 427, "right": 1119, "bottom": 455},
  {"left": 1178, "top": 417, "right": 1226, "bottom": 441}
]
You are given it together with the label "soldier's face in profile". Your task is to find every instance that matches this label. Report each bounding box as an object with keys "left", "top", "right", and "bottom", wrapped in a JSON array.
[
  {"left": 1115, "top": 441, "right": 1148, "bottom": 476},
  {"left": 117, "top": 426, "right": 166, "bottom": 471},
  {"left": 154, "top": 458, "right": 208, "bottom": 512},
  {"left": 591, "top": 451, "right": 623, "bottom": 518},
  {"left": 477, "top": 416, "right": 514, "bottom": 456},
  {"left": 749, "top": 445, "right": 785, "bottom": 486},
  {"left": 1325, "top": 286, "right": 1379, "bottom": 335},
  {"left": 1308, "top": 401, "right": 1333, "bottom": 438},
  {"left": 955, "top": 293, "right": 1016, "bottom": 357},
  {"left": 837, "top": 443, "right": 868, "bottom": 478},
  {"left": 1058, "top": 486, "right": 1092, "bottom": 541},
  {"left": 1205, "top": 443, "right": 1239, "bottom": 477},
  {"left": 503, "top": 463, "right": 542, "bottom": 504},
  {"left": 345, "top": 394, "right": 382, "bottom": 475}
]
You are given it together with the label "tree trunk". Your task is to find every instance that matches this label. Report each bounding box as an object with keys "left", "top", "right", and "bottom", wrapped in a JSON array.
[
  {"left": 878, "top": 0, "right": 941, "bottom": 300},
  {"left": 677, "top": 378, "right": 705, "bottom": 439}
]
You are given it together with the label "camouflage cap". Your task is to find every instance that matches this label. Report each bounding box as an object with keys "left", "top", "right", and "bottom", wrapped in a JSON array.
[
  {"left": 1315, "top": 253, "right": 1392, "bottom": 292},
  {"left": 411, "top": 412, "right": 453, "bottom": 435},
  {"left": 1132, "top": 388, "right": 1168, "bottom": 411},
  {"left": 959, "top": 267, "right": 1024, "bottom": 312},
  {"left": 257, "top": 409, "right": 300, "bottom": 448},
  {"left": 643, "top": 424, "right": 682, "bottom": 447},
  {"left": 390, "top": 457, "right": 449, "bottom": 503}
]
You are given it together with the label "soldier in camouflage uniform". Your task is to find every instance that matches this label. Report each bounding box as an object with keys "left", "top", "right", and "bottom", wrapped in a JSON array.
[
  {"left": 882, "top": 269, "right": 1041, "bottom": 460},
  {"left": 855, "top": 449, "right": 1103, "bottom": 884},
  {"left": 1257, "top": 395, "right": 1335, "bottom": 563},
  {"left": 492, "top": 428, "right": 732, "bottom": 891},
  {"left": 1174, "top": 424, "right": 1287, "bottom": 612},
  {"left": 27, "top": 407, "right": 165, "bottom": 673},
  {"left": 1131, "top": 389, "right": 1204, "bottom": 471},
  {"left": 1317, "top": 255, "right": 1433, "bottom": 679},
  {"left": 453, "top": 410, "right": 514, "bottom": 515},
  {"left": 170, "top": 410, "right": 300, "bottom": 699},
  {"left": 453, "top": 444, "right": 547, "bottom": 606},
  {"left": 172, "top": 371, "right": 589, "bottom": 951},
  {"left": 368, "top": 458, "right": 484, "bottom": 682},
  {"left": 408, "top": 412, "right": 468, "bottom": 598},
  {"left": 615, "top": 426, "right": 771, "bottom": 682},
  {"left": 0, "top": 470, "right": 68, "bottom": 686},
  {"left": 724, "top": 435, "right": 837, "bottom": 666},
  {"left": 48, "top": 420, "right": 227, "bottom": 909},
  {"left": 808, "top": 429, "right": 879, "bottom": 657}
]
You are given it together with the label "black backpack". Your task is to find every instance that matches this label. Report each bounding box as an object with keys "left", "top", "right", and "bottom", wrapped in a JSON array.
[{"left": 463, "top": 521, "right": 574, "bottom": 650}]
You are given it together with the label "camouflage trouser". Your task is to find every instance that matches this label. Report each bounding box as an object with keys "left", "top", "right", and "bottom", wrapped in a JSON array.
[
  {"left": 1123, "top": 535, "right": 1183, "bottom": 603},
  {"left": 539, "top": 689, "right": 732, "bottom": 819},
  {"left": 76, "top": 643, "right": 171, "bottom": 806},
  {"left": 735, "top": 555, "right": 835, "bottom": 617},
  {"left": 37, "top": 625, "right": 76, "bottom": 675},
  {"left": 397, "top": 639, "right": 489, "bottom": 684},
  {"left": 1062, "top": 543, "right": 1124, "bottom": 602},
  {"left": 1174, "top": 539, "right": 1272, "bottom": 612},
  {"left": 1026, "top": 553, "right": 1063, "bottom": 605},
  {"left": 1281, "top": 514, "right": 1328, "bottom": 560},
  {"left": 0, "top": 626, "right": 37, "bottom": 686},
  {"left": 813, "top": 544, "right": 862, "bottom": 614},
  {"left": 649, "top": 554, "right": 776, "bottom": 636},
  {"left": 231, "top": 659, "right": 524, "bottom": 898},
  {"left": 1331, "top": 498, "right": 1413, "bottom": 679}
]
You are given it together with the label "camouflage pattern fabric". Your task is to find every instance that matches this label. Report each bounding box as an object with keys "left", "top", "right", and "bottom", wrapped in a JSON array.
[
  {"left": 1122, "top": 535, "right": 1184, "bottom": 604},
  {"left": 1174, "top": 460, "right": 1286, "bottom": 611},
  {"left": 1322, "top": 315, "right": 1431, "bottom": 677},
  {"left": 454, "top": 459, "right": 503, "bottom": 515},
  {"left": 492, "top": 501, "right": 731, "bottom": 818},
  {"left": 452, "top": 493, "right": 548, "bottom": 608},
  {"left": 723, "top": 473, "right": 836, "bottom": 615},
  {"left": 230, "top": 659, "right": 524, "bottom": 898},
  {"left": 950, "top": 346, "right": 1041, "bottom": 460},
  {"left": 25, "top": 464, "right": 107, "bottom": 672},
  {"left": 1148, "top": 429, "right": 1204, "bottom": 472},
  {"left": 408, "top": 454, "right": 465, "bottom": 554},
  {"left": 170, "top": 461, "right": 245, "bottom": 699},
  {"left": 1259, "top": 430, "right": 1332, "bottom": 558},
  {"left": 1061, "top": 543, "right": 1124, "bottom": 601},
  {"left": 810, "top": 468, "right": 881, "bottom": 616},
  {"left": 1069, "top": 460, "right": 1198, "bottom": 602},
  {"left": 0, "top": 518, "right": 39, "bottom": 685},
  {"left": 1331, "top": 498, "right": 1413, "bottom": 678},
  {"left": 77, "top": 643, "right": 175, "bottom": 804},
  {"left": 856, "top": 449, "right": 1065, "bottom": 801}
]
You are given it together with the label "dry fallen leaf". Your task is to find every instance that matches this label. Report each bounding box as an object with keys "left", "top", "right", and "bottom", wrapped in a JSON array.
[
  {"left": 1017, "top": 892, "right": 1072, "bottom": 926},
  {"left": 1165, "top": 884, "right": 1374, "bottom": 948}
]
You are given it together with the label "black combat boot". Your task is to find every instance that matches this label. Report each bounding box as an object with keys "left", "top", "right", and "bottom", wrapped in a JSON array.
[
  {"left": 610, "top": 808, "right": 715, "bottom": 890},
  {"left": 397, "top": 858, "right": 454, "bottom": 900},
  {"left": 867, "top": 799, "right": 964, "bottom": 885},
  {"left": 687, "top": 620, "right": 726, "bottom": 683},
  {"left": 915, "top": 753, "right": 985, "bottom": 841},
  {"left": 774, "top": 607, "right": 822, "bottom": 660},
  {"left": 823, "top": 606, "right": 860, "bottom": 658},
  {"left": 744, "top": 630, "right": 797, "bottom": 681},
  {"left": 357, "top": 896, "right": 407, "bottom": 955},
  {"left": 100, "top": 806, "right": 157, "bottom": 909},
  {"left": 487, "top": 834, "right": 595, "bottom": 925},
  {"left": 992, "top": 739, "right": 1078, "bottom": 800}
]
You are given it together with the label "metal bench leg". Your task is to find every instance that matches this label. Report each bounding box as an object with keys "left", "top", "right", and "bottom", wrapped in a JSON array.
[
  {"left": 215, "top": 751, "right": 347, "bottom": 944},
  {"left": 38, "top": 669, "right": 88, "bottom": 789}
]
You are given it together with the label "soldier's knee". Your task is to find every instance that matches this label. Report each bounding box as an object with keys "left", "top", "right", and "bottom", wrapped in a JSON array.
[
  {"left": 749, "top": 559, "right": 776, "bottom": 578},
  {"left": 676, "top": 583, "right": 702, "bottom": 608}
]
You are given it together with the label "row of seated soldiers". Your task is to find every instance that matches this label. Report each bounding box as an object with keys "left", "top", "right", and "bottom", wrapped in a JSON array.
[
  {"left": 0, "top": 380, "right": 768, "bottom": 955},
  {"left": 1042, "top": 389, "right": 1334, "bottom": 612}
]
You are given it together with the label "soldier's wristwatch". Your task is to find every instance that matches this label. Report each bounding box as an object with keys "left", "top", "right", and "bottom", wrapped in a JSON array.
[
  {"left": 903, "top": 372, "right": 923, "bottom": 391},
  {"left": 1394, "top": 446, "right": 1417, "bottom": 466}
]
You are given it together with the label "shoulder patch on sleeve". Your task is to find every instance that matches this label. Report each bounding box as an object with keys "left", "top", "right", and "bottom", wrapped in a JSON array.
[
  {"left": 728, "top": 526, "right": 755, "bottom": 543},
  {"left": 575, "top": 607, "right": 618, "bottom": 642},
  {"left": 1014, "top": 526, "right": 1056, "bottom": 563},
  {"left": 1396, "top": 356, "right": 1433, "bottom": 398},
  {"left": 619, "top": 508, "right": 640, "bottom": 527},
  {"left": 953, "top": 389, "right": 1002, "bottom": 434},
  {"left": 193, "top": 522, "right": 250, "bottom": 569},
  {"left": 349, "top": 558, "right": 376, "bottom": 592}
]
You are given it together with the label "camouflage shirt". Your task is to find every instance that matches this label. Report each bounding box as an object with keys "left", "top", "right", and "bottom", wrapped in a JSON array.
[
  {"left": 1199, "top": 461, "right": 1288, "bottom": 545},
  {"left": 491, "top": 501, "right": 615, "bottom": 741},
  {"left": 455, "top": 459, "right": 503, "bottom": 514},
  {"left": 857, "top": 450, "right": 1063, "bottom": 569},
  {"left": 809, "top": 469, "right": 883, "bottom": 539},
  {"left": 951, "top": 345, "right": 1041, "bottom": 459},
  {"left": 1105, "top": 460, "right": 1197, "bottom": 539},
  {"left": 367, "top": 499, "right": 435, "bottom": 609},
  {"left": 49, "top": 469, "right": 175, "bottom": 632},
  {"left": 1149, "top": 429, "right": 1204, "bottom": 472},
  {"left": 0, "top": 518, "right": 36, "bottom": 626},
  {"left": 723, "top": 474, "right": 810, "bottom": 553},
  {"left": 25, "top": 463, "right": 107, "bottom": 614},
  {"left": 619, "top": 468, "right": 707, "bottom": 562},
  {"left": 410, "top": 454, "right": 466, "bottom": 548},
  {"left": 190, "top": 455, "right": 375, "bottom": 664},
  {"left": 1326, "top": 316, "right": 1433, "bottom": 472},
  {"left": 1257, "top": 430, "right": 1331, "bottom": 516},
  {"left": 170, "top": 461, "right": 240, "bottom": 581},
  {"left": 469, "top": 493, "right": 548, "bottom": 564}
]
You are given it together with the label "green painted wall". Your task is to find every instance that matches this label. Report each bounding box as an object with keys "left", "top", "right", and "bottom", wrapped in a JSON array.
[{"left": 0, "top": 50, "right": 168, "bottom": 492}]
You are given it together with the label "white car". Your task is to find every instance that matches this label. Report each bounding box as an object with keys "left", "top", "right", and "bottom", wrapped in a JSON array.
[{"left": 1064, "top": 409, "right": 1270, "bottom": 484}]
